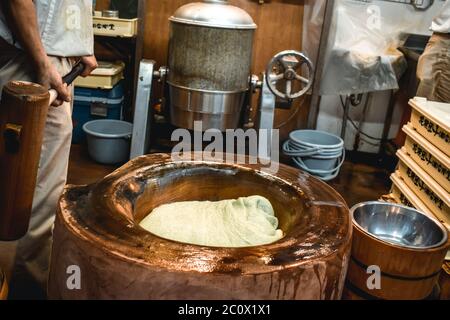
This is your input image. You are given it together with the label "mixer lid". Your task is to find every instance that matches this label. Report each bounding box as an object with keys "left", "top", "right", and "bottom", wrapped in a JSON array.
[{"left": 169, "top": 0, "right": 257, "bottom": 30}]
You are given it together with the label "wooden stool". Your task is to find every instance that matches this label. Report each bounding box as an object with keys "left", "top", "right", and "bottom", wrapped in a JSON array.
[{"left": 0, "top": 269, "right": 8, "bottom": 300}]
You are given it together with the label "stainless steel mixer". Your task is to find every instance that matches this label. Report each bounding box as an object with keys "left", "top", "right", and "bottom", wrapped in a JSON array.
[
  {"left": 168, "top": 0, "right": 256, "bottom": 131},
  {"left": 130, "top": 0, "right": 314, "bottom": 158}
]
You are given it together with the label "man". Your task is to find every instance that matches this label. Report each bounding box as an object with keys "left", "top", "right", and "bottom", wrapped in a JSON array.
[
  {"left": 0, "top": 0, "right": 97, "bottom": 298},
  {"left": 417, "top": 0, "right": 450, "bottom": 102}
]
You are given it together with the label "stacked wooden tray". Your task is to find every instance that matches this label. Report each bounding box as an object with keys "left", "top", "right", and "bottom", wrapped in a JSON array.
[
  {"left": 74, "top": 61, "right": 125, "bottom": 89},
  {"left": 409, "top": 98, "right": 450, "bottom": 158},
  {"left": 93, "top": 16, "right": 138, "bottom": 38},
  {"left": 386, "top": 98, "right": 450, "bottom": 233}
]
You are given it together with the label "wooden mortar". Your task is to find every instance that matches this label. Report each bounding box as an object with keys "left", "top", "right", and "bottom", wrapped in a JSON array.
[{"left": 48, "top": 153, "right": 352, "bottom": 299}]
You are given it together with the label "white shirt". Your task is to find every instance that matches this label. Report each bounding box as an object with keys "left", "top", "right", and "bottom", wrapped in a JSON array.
[
  {"left": 0, "top": 0, "right": 94, "bottom": 57},
  {"left": 431, "top": 0, "right": 450, "bottom": 33}
]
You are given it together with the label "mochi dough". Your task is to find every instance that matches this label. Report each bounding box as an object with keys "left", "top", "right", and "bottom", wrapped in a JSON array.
[{"left": 139, "top": 195, "right": 283, "bottom": 247}]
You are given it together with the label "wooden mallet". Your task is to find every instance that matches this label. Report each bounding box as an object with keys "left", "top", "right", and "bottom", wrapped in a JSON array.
[{"left": 0, "top": 63, "right": 85, "bottom": 241}]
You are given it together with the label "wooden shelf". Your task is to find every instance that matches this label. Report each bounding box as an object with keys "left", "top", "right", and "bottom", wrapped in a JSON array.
[{"left": 93, "top": 0, "right": 146, "bottom": 122}]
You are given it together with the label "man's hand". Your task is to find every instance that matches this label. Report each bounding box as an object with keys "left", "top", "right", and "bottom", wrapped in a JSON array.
[
  {"left": 36, "top": 58, "right": 70, "bottom": 107},
  {"left": 80, "top": 55, "right": 98, "bottom": 77}
]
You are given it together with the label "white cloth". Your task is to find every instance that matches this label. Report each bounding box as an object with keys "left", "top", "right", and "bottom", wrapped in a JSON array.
[
  {"left": 140, "top": 196, "right": 284, "bottom": 248},
  {"left": 431, "top": 0, "right": 450, "bottom": 33},
  {"left": 0, "top": 0, "right": 93, "bottom": 57}
]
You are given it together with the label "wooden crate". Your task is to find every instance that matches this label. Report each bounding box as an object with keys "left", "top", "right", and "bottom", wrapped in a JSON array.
[
  {"left": 390, "top": 171, "right": 435, "bottom": 219},
  {"left": 74, "top": 61, "right": 124, "bottom": 89},
  {"left": 409, "top": 97, "right": 450, "bottom": 157},
  {"left": 396, "top": 149, "right": 450, "bottom": 229},
  {"left": 402, "top": 124, "right": 449, "bottom": 192},
  {"left": 93, "top": 17, "right": 138, "bottom": 38},
  {"left": 390, "top": 171, "right": 450, "bottom": 261}
]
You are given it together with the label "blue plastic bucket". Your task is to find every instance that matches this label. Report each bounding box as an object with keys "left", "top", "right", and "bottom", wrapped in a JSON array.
[
  {"left": 83, "top": 119, "right": 132, "bottom": 164},
  {"left": 283, "top": 130, "right": 345, "bottom": 181},
  {"left": 72, "top": 82, "right": 124, "bottom": 144}
]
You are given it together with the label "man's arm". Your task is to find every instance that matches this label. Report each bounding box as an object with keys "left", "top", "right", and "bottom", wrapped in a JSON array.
[{"left": 3, "top": 0, "right": 70, "bottom": 106}]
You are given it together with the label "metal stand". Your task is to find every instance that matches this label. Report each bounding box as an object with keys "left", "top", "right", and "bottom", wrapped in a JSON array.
[
  {"left": 130, "top": 60, "right": 155, "bottom": 159},
  {"left": 130, "top": 50, "right": 314, "bottom": 160},
  {"left": 257, "top": 50, "right": 314, "bottom": 159},
  {"left": 256, "top": 73, "right": 276, "bottom": 160},
  {"left": 340, "top": 94, "right": 351, "bottom": 140}
]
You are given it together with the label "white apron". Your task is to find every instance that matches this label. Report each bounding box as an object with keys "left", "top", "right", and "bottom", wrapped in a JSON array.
[{"left": 0, "top": 0, "right": 93, "bottom": 57}]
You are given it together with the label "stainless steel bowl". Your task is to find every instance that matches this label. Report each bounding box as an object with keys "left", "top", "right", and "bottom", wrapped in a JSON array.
[{"left": 351, "top": 201, "right": 448, "bottom": 249}]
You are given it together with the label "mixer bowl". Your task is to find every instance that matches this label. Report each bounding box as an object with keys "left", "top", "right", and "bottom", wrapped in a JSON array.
[{"left": 351, "top": 202, "right": 448, "bottom": 249}]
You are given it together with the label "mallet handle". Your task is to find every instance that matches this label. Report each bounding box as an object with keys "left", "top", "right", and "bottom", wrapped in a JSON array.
[{"left": 49, "top": 62, "right": 85, "bottom": 104}]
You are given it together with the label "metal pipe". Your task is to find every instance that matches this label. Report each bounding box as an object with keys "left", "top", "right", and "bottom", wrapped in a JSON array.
[
  {"left": 340, "top": 95, "right": 351, "bottom": 140},
  {"left": 353, "top": 92, "right": 372, "bottom": 151},
  {"left": 380, "top": 90, "right": 396, "bottom": 155}
]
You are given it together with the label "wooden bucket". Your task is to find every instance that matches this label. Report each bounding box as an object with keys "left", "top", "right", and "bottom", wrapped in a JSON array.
[
  {"left": 346, "top": 202, "right": 450, "bottom": 300},
  {"left": 0, "top": 269, "right": 8, "bottom": 300},
  {"left": 439, "top": 261, "right": 450, "bottom": 300}
]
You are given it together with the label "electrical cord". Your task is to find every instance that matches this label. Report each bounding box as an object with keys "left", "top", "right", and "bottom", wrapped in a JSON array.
[
  {"left": 274, "top": 100, "right": 301, "bottom": 129},
  {"left": 339, "top": 95, "right": 391, "bottom": 143}
]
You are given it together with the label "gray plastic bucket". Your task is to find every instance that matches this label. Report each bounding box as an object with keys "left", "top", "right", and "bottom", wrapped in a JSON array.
[
  {"left": 283, "top": 130, "right": 345, "bottom": 181},
  {"left": 83, "top": 119, "right": 133, "bottom": 164}
]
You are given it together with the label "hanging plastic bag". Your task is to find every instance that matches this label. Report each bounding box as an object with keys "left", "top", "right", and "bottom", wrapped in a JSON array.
[{"left": 317, "top": 0, "right": 408, "bottom": 95}]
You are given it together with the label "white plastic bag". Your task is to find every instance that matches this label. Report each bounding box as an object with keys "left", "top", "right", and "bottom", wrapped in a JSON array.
[{"left": 316, "top": 0, "right": 408, "bottom": 95}]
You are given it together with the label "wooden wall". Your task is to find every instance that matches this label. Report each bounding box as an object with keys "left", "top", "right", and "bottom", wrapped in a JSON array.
[{"left": 95, "top": 0, "right": 309, "bottom": 139}]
